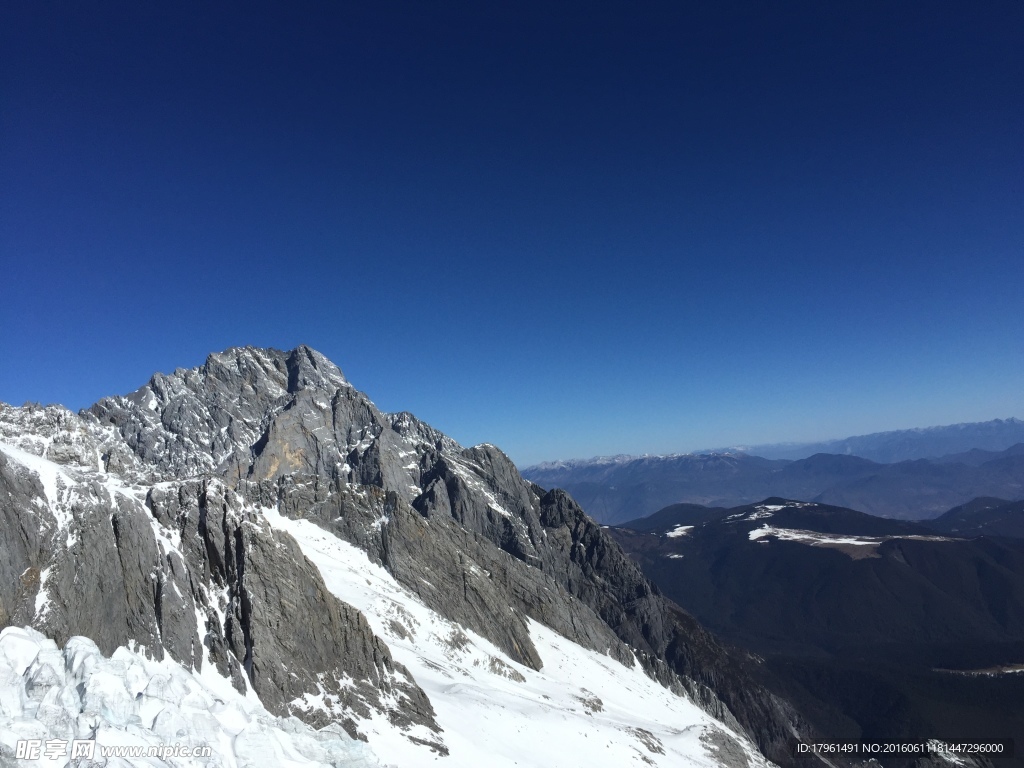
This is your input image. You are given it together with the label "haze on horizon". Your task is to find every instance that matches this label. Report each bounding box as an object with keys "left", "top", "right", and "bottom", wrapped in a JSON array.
[{"left": 2, "top": 2, "right": 1022, "bottom": 467}]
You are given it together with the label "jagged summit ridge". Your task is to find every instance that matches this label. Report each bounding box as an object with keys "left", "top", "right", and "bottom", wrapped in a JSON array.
[{"left": 87, "top": 345, "right": 362, "bottom": 482}]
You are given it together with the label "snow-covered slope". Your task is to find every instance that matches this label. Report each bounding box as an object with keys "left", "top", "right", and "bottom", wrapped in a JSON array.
[{"left": 263, "top": 507, "right": 767, "bottom": 768}]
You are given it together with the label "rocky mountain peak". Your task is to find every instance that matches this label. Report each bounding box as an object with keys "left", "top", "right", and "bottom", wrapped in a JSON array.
[
  {"left": 0, "top": 346, "right": 825, "bottom": 766},
  {"left": 85, "top": 345, "right": 364, "bottom": 483},
  {"left": 281, "top": 344, "right": 350, "bottom": 394}
]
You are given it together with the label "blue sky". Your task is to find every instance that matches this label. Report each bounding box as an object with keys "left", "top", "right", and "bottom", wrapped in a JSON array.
[{"left": 2, "top": 1, "right": 1022, "bottom": 466}]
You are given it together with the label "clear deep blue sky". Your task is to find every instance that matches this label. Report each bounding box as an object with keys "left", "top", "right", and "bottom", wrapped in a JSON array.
[{"left": 2, "top": 1, "right": 1022, "bottom": 466}]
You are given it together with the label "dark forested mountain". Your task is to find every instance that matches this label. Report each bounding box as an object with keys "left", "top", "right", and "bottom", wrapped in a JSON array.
[
  {"left": 739, "top": 419, "right": 1024, "bottom": 462},
  {"left": 524, "top": 450, "right": 1024, "bottom": 523},
  {"left": 933, "top": 443, "right": 1024, "bottom": 467},
  {"left": 619, "top": 502, "right": 730, "bottom": 532},
  {"left": 609, "top": 498, "right": 1024, "bottom": 756},
  {"left": 926, "top": 497, "right": 1024, "bottom": 539},
  {"left": 1, "top": 346, "right": 839, "bottom": 768}
]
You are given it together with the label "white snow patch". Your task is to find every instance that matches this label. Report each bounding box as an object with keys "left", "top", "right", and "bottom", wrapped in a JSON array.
[
  {"left": 33, "top": 568, "right": 52, "bottom": 620},
  {"left": 727, "top": 502, "right": 816, "bottom": 522},
  {"left": 749, "top": 526, "right": 882, "bottom": 546},
  {"left": 934, "top": 663, "right": 1024, "bottom": 677},
  {"left": 665, "top": 525, "right": 694, "bottom": 538},
  {"left": 749, "top": 525, "right": 956, "bottom": 552},
  {"left": 0, "top": 442, "right": 69, "bottom": 512},
  {"left": 0, "top": 442, "right": 76, "bottom": 542}
]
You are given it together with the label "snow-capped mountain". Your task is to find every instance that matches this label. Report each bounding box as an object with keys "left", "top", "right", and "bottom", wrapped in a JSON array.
[
  {"left": 738, "top": 419, "right": 1024, "bottom": 463},
  {"left": 0, "top": 346, "right": 804, "bottom": 767}
]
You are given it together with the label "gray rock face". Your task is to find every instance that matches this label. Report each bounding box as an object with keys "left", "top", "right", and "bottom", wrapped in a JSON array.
[
  {"left": 0, "top": 451, "right": 46, "bottom": 629},
  {"left": 0, "top": 414, "right": 440, "bottom": 746},
  {"left": 182, "top": 480, "right": 437, "bottom": 740},
  {"left": 88, "top": 347, "right": 343, "bottom": 482},
  {"left": 1, "top": 345, "right": 827, "bottom": 766}
]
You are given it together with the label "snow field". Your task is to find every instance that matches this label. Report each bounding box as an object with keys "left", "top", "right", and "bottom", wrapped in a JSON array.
[{"left": 263, "top": 507, "right": 768, "bottom": 768}]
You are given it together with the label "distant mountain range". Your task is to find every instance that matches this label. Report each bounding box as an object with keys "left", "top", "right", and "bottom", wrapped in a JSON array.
[
  {"left": 523, "top": 441, "right": 1024, "bottom": 524},
  {"left": 728, "top": 417, "right": 1024, "bottom": 462},
  {"left": 608, "top": 498, "right": 1024, "bottom": 751}
]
